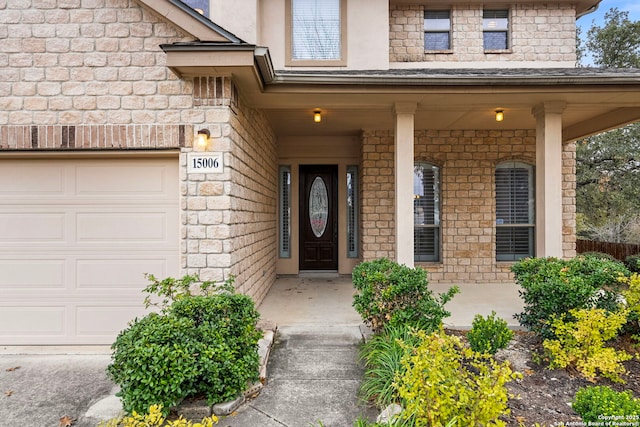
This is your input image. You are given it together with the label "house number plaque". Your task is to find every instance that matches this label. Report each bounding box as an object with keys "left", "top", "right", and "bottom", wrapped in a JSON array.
[{"left": 187, "top": 152, "right": 223, "bottom": 174}]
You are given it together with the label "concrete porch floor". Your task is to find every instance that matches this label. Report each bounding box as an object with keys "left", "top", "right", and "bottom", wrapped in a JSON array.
[{"left": 257, "top": 276, "right": 525, "bottom": 330}]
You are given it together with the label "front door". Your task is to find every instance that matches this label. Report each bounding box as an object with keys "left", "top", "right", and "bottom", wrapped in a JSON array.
[{"left": 299, "top": 165, "right": 338, "bottom": 270}]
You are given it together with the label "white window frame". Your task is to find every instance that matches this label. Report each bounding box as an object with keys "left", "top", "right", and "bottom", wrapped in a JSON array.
[
  {"left": 286, "top": 0, "right": 347, "bottom": 66},
  {"left": 495, "top": 161, "right": 535, "bottom": 261}
]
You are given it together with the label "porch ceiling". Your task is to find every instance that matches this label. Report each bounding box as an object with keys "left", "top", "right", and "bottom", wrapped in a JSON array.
[{"left": 257, "top": 89, "right": 640, "bottom": 141}]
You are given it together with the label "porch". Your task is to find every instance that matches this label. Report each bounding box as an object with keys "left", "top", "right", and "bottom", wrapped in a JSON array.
[{"left": 257, "top": 276, "right": 524, "bottom": 330}]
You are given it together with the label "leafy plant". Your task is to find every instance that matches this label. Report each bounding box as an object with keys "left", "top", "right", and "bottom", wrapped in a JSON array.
[
  {"left": 467, "top": 311, "right": 514, "bottom": 355},
  {"left": 358, "top": 324, "right": 421, "bottom": 408},
  {"left": 579, "top": 251, "right": 618, "bottom": 262},
  {"left": 108, "top": 275, "right": 261, "bottom": 415},
  {"left": 143, "top": 273, "right": 234, "bottom": 311},
  {"left": 573, "top": 386, "right": 640, "bottom": 423},
  {"left": 542, "top": 308, "right": 631, "bottom": 383},
  {"left": 512, "top": 256, "right": 628, "bottom": 338},
  {"left": 352, "top": 258, "right": 458, "bottom": 333},
  {"left": 394, "top": 328, "right": 520, "bottom": 427},
  {"left": 618, "top": 273, "right": 640, "bottom": 340},
  {"left": 352, "top": 414, "right": 457, "bottom": 427},
  {"left": 624, "top": 254, "right": 640, "bottom": 273},
  {"left": 99, "top": 404, "right": 218, "bottom": 427}
]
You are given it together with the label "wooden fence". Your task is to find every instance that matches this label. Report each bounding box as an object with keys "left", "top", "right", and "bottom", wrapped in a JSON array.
[{"left": 576, "top": 239, "right": 640, "bottom": 261}]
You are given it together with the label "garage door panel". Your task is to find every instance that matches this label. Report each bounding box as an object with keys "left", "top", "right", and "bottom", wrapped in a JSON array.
[
  {"left": 0, "top": 259, "right": 66, "bottom": 289},
  {"left": 76, "top": 165, "right": 172, "bottom": 196},
  {"left": 76, "top": 305, "right": 148, "bottom": 336},
  {"left": 0, "top": 163, "right": 66, "bottom": 195},
  {"left": 0, "top": 307, "right": 65, "bottom": 335},
  {"left": 0, "top": 213, "right": 66, "bottom": 241},
  {"left": 76, "top": 258, "right": 173, "bottom": 289},
  {"left": 76, "top": 212, "right": 173, "bottom": 242}
]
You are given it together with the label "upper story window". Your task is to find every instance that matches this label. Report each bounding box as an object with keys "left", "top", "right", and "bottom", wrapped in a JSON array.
[
  {"left": 495, "top": 161, "right": 535, "bottom": 261},
  {"left": 424, "top": 10, "right": 451, "bottom": 51},
  {"left": 287, "top": 0, "right": 345, "bottom": 65},
  {"left": 414, "top": 162, "right": 441, "bottom": 262},
  {"left": 483, "top": 10, "right": 509, "bottom": 50}
]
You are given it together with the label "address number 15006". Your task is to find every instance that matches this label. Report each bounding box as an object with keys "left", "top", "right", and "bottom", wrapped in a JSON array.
[{"left": 187, "top": 152, "right": 223, "bottom": 174}]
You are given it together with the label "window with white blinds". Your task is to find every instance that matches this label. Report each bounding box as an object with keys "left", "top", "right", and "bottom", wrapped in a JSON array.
[
  {"left": 292, "top": 0, "right": 341, "bottom": 60},
  {"left": 495, "top": 161, "right": 535, "bottom": 261},
  {"left": 279, "top": 166, "right": 291, "bottom": 258},
  {"left": 424, "top": 10, "right": 451, "bottom": 51},
  {"left": 347, "top": 166, "right": 359, "bottom": 258},
  {"left": 414, "top": 162, "right": 440, "bottom": 262},
  {"left": 483, "top": 9, "right": 509, "bottom": 50}
]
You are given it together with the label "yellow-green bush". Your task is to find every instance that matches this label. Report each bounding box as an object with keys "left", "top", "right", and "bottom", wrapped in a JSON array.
[
  {"left": 619, "top": 273, "right": 640, "bottom": 318},
  {"left": 542, "top": 308, "right": 631, "bottom": 383},
  {"left": 394, "top": 329, "right": 520, "bottom": 427},
  {"left": 99, "top": 404, "right": 218, "bottom": 427}
]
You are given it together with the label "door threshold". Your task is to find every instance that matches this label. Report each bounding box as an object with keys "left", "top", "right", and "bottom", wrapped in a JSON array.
[{"left": 299, "top": 270, "right": 339, "bottom": 278}]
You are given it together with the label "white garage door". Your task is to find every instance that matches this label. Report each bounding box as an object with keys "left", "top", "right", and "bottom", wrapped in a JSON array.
[{"left": 0, "top": 156, "right": 179, "bottom": 345}]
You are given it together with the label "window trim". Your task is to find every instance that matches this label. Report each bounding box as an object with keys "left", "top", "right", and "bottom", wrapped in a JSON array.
[
  {"left": 414, "top": 161, "right": 441, "bottom": 263},
  {"left": 424, "top": 9, "right": 452, "bottom": 53},
  {"left": 495, "top": 161, "right": 535, "bottom": 262},
  {"left": 483, "top": 9, "right": 511, "bottom": 52},
  {"left": 285, "top": 0, "right": 348, "bottom": 67}
]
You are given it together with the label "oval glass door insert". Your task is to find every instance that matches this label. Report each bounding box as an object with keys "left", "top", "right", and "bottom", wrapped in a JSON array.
[{"left": 309, "top": 177, "right": 328, "bottom": 238}]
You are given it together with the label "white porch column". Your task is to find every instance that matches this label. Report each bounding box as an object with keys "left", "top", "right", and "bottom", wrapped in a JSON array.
[
  {"left": 394, "top": 102, "right": 417, "bottom": 267},
  {"left": 532, "top": 102, "right": 566, "bottom": 258}
]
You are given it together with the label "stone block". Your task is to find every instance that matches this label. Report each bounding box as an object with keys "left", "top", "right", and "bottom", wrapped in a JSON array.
[
  {"left": 176, "top": 396, "right": 211, "bottom": 420},
  {"left": 212, "top": 395, "right": 245, "bottom": 416}
]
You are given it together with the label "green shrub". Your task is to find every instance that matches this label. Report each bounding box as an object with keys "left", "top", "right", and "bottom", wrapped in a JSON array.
[
  {"left": 352, "top": 258, "right": 458, "bottom": 333},
  {"left": 467, "top": 311, "right": 514, "bottom": 355},
  {"left": 573, "top": 386, "right": 640, "bottom": 423},
  {"left": 580, "top": 251, "right": 619, "bottom": 262},
  {"left": 107, "top": 275, "right": 261, "bottom": 415},
  {"left": 542, "top": 308, "right": 631, "bottom": 383},
  {"left": 512, "top": 256, "right": 629, "bottom": 338},
  {"left": 394, "top": 329, "right": 520, "bottom": 427},
  {"left": 624, "top": 254, "right": 640, "bottom": 273},
  {"left": 358, "top": 324, "right": 421, "bottom": 408}
]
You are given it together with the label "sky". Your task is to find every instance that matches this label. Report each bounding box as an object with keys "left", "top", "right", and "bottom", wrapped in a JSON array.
[{"left": 576, "top": 0, "right": 640, "bottom": 65}]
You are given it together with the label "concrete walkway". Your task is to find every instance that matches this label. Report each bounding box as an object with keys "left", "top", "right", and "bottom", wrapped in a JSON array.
[
  {"left": 0, "top": 276, "right": 524, "bottom": 426},
  {"left": 218, "top": 276, "right": 524, "bottom": 426},
  {"left": 259, "top": 276, "right": 523, "bottom": 329}
]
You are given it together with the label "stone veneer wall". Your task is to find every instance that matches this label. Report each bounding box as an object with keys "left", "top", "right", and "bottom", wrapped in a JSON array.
[
  {"left": 228, "top": 100, "right": 277, "bottom": 304},
  {"left": 181, "top": 78, "right": 277, "bottom": 305},
  {"left": 0, "top": 0, "right": 193, "bottom": 131},
  {"left": 361, "top": 129, "right": 576, "bottom": 283},
  {"left": 389, "top": 3, "right": 576, "bottom": 64}
]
